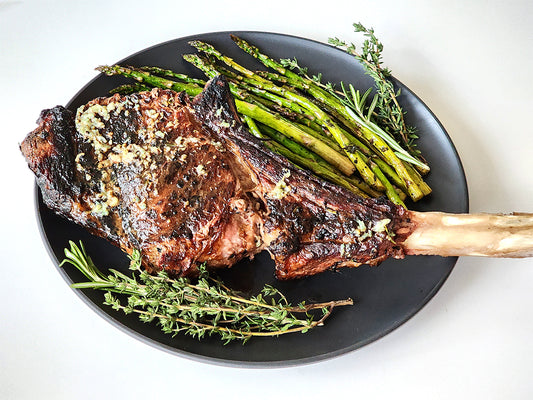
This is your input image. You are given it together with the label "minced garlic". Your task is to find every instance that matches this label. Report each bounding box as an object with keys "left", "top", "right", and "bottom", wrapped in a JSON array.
[
  {"left": 372, "top": 218, "right": 391, "bottom": 233},
  {"left": 196, "top": 164, "right": 207, "bottom": 177},
  {"left": 267, "top": 170, "right": 292, "bottom": 200}
]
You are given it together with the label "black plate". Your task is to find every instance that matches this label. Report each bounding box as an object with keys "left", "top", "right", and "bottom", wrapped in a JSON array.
[{"left": 36, "top": 31, "right": 468, "bottom": 367}]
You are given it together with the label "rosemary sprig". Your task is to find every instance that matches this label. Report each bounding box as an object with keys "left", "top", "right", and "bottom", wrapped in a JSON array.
[
  {"left": 278, "top": 57, "right": 426, "bottom": 171},
  {"left": 336, "top": 82, "right": 428, "bottom": 171},
  {"left": 328, "top": 22, "right": 423, "bottom": 162},
  {"left": 60, "top": 241, "right": 353, "bottom": 343}
]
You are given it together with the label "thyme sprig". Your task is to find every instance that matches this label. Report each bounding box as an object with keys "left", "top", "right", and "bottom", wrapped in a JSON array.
[
  {"left": 60, "top": 241, "right": 353, "bottom": 343},
  {"left": 328, "top": 22, "right": 423, "bottom": 161}
]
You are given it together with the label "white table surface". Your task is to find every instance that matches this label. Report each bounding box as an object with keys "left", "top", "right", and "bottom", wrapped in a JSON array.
[{"left": 2, "top": 1, "right": 532, "bottom": 398}]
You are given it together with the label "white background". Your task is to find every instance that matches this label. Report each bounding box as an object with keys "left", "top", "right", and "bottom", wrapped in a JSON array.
[{"left": 2, "top": 1, "right": 532, "bottom": 398}]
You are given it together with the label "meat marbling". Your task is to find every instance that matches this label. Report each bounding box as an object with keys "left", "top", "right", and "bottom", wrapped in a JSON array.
[{"left": 20, "top": 77, "right": 533, "bottom": 279}]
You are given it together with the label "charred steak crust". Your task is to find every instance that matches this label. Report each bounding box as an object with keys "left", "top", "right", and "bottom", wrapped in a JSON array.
[
  {"left": 21, "top": 76, "right": 412, "bottom": 280},
  {"left": 193, "top": 77, "right": 411, "bottom": 279},
  {"left": 21, "top": 107, "right": 79, "bottom": 212}
]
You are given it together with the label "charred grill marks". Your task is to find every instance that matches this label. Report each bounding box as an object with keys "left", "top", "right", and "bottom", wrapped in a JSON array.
[{"left": 21, "top": 76, "right": 411, "bottom": 280}]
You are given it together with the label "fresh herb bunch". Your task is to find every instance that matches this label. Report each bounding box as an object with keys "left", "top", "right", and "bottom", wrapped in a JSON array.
[
  {"left": 328, "top": 23, "right": 422, "bottom": 161},
  {"left": 60, "top": 241, "right": 353, "bottom": 343}
]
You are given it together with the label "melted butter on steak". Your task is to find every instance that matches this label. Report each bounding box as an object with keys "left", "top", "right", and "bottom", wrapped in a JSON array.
[
  {"left": 21, "top": 77, "right": 412, "bottom": 280},
  {"left": 71, "top": 89, "right": 266, "bottom": 275}
]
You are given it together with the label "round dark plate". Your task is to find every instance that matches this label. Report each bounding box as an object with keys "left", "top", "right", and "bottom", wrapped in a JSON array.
[{"left": 36, "top": 31, "right": 468, "bottom": 367}]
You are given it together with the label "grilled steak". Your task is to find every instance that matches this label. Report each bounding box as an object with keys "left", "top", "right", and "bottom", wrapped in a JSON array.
[
  {"left": 21, "top": 76, "right": 533, "bottom": 279},
  {"left": 21, "top": 77, "right": 415, "bottom": 279}
]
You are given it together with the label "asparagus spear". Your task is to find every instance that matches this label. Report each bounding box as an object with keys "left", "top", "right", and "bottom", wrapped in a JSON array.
[
  {"left": 368, "top": 161, "right": 405, "bottom": 207},
  {"left": 403, "top": 161, "right": 432, "bottom": 196},
  {"left": 97, "top": 65, "right": 203, "bottom": 96},
  {"left": 109, "top": 82, "right": 152, "bottom": 95},
  {"left": 139, "top": 66, "right": 207, "bottom": 85}
]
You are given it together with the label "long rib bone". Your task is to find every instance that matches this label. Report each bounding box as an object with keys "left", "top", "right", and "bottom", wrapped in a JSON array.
[{"left": 403, "top": 211, "right": 533, "bottom": 258}]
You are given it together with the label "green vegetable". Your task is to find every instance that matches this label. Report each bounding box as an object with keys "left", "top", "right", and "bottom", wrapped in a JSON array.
[{"left": 60, "top": 241, "right": 352, "bottom": 343}]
